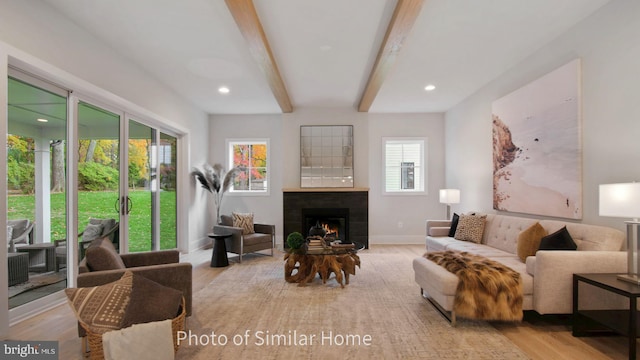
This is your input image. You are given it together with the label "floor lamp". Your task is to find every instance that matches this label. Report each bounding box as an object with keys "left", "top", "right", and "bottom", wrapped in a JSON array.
[
  {"left": 599, "top": 182, "right": 640, "bottom": 285},
  {"left": 439, "top": 189, "right": 460, "bottom": 220}
]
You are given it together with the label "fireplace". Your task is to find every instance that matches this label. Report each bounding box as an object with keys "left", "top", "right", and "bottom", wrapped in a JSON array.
[
  {"left": 283, "top": 189, "right": 368, "bottom": 249},
  {"left": 302, "top": 208, "right": 349, "bottom": 243}
]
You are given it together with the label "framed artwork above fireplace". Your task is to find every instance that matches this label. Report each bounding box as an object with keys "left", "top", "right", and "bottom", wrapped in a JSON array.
[{"left": 300, "top": 125, "right": 353, "bottom": 188}]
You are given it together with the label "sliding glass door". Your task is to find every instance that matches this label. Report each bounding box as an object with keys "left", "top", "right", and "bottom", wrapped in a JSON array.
[
  {"left": 77, "top": 101, "right": 121, "bottom": 257},
  {"left": 126, "top": 119, "right": 177, "bottom": 253},
  {"left": 7, "top": 73, "right": 68, "bottom": 309},
  {"left": 6, "top": 69, "right": 181, "bottom": 315}
]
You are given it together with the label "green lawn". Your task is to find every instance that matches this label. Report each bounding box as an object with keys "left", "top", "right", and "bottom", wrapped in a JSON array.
[{"left": 8, "top": 190, "right": 177, "bottom": 252}]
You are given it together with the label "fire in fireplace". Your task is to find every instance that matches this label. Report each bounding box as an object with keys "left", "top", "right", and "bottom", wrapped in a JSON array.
[{"left": 302, "top": 208, "right": 349, "bottom": 243}]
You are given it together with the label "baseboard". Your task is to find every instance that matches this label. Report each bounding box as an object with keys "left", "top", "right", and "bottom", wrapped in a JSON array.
[{"left": 368, "top": 235, "right": 424, "bottom": 245}]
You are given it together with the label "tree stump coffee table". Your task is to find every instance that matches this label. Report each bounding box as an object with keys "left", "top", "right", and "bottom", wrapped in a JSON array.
[{"left": 284, "top": 250, "right": 360, "bottom": 288}]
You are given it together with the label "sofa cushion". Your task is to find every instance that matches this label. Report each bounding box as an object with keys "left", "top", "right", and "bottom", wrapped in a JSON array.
[
  {"left": 445, "top": 242, "right": 516, "bottom": 258},
  {"left": 448, "top": 213, "right": 460, "bottom": 237},
  {"left": 483, "top": 215, "right": 538, "bottom": 254},
  {"left": 85, "top": 237, "right": 126, "bottom": 271},
  {"left": 121, "top": 273, "right": 183, "bottom": 328},
  {"left": 233, "top": 212, "right": 255, "bottom": 235},
  {"left": 242, "top": 233, "right": 272, "bottom": 246},
  {"left": 539, "top": 226, "right": 577, "bottom": 251},
  {"left": 65, "top": 271, "right": 133, "bottom": 334},
  {"left": 516, "top": 222, "right": 548, "bottom": 262},
  {"left": 454, "top": 214, "right": 486, "bottom": 243}
]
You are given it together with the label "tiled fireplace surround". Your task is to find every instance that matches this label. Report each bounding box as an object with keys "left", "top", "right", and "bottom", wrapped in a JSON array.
[{"left": 283, "top": 188, "right": 369, "bottom": 249}]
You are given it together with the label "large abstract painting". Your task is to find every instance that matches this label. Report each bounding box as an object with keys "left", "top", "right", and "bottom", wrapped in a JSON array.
[{"left": 492, "top": 59, "right": 582, "bottom": 219}]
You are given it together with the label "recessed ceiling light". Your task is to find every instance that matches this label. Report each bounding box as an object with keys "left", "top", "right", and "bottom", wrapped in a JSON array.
[
  {"left": 424, "top": 84, "right": 436, "bottom": 91},
  {"left": 218, "top": 86, "right": 230, "bottom": 94},
  {"left": 37, "top": 118, "right": 48, "bottom": 123}
]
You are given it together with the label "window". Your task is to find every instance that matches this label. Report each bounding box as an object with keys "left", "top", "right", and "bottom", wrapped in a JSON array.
[
  {"left": 227, "top": 139, "right": 269, "bottom": 194},
  {"left": 383, "top": 138, "right": 427, "bottom": 194}
]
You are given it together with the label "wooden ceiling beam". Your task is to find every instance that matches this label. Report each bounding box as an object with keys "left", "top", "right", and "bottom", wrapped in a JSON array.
[
  {"left": 358, "top": 0, "right": 425, "bottom": 112},
  {"left": 225, "top": 0, "right": 293, "bottom": 113}
]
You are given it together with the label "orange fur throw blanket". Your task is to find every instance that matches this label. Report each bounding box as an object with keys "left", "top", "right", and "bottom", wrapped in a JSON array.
[{"left": 425, "top": 251, "right": 523, "bottom": 321}]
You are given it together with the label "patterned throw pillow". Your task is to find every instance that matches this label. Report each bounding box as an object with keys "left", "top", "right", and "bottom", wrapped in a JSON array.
[
  {"left": 65, "top": 271, "right": 133, "bottom": 334},
  {"left": 454, "top": 214, "right": 487, "bottom": 243},
  {"left": 233, "top": 212, "right": 255, "bottom": 235}
]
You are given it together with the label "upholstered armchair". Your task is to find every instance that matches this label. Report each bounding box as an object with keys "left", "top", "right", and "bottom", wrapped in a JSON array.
[
  {"left": 74, "top": 237, "right": 192, "bottom": 355},
  {"left": 213, "top": 214, "right": 275, "bottom": 263},
  {"left": 77, "top": 241, "right": 192, "bottom": 316}
]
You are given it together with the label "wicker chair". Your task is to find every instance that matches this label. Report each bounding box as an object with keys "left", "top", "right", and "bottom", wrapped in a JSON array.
[
  {"left": 7, "top": 219, "right": 35, "bottom": 253},
  {"left": 53, "top": 218, "right": 120, "bottom": 271}
]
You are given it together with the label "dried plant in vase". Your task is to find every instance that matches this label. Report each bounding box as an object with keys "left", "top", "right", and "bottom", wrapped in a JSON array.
[{"left": 191, "top": 163, "right": 241, "bottom": 225}]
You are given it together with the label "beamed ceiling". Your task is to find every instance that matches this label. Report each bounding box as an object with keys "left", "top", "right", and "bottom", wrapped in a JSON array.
[{"left": 42, "top": 0, "right": 612, "bottom": 115}]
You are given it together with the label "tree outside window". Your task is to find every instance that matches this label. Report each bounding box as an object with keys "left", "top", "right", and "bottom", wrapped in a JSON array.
[{"left": 228, "top": 139, "right": 269, "bottom": 193}]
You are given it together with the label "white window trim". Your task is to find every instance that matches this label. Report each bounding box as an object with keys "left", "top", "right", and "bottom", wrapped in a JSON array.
[
  {"left": 382, "top": 137, "right": 428, "bottom": 196},
  {"left": 226, "top": 138, "right": 270, "bottom": 196}
]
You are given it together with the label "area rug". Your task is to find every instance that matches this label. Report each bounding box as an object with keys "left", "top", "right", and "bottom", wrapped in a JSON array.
[
  {"left": 176, "top": 253, "right": 529, "bottom": 359},
  {"left": 9, "top": 272, "right": 67, "bottom": 298}
]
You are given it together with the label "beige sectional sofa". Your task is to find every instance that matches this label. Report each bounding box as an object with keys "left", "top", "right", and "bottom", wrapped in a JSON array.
[{"left": 413, "top": 213, "right": 626, "bottom": 321}]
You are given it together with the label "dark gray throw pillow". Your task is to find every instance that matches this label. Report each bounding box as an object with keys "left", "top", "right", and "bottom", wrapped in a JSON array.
[
  {"left": 538, "top": 226, "right": 577, "bottom": 250},
  {"left": 448, "top": 213, "right": 460, "bottom": 237}
]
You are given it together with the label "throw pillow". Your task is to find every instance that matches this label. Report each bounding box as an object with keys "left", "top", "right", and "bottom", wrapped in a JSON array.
[
  {"left": 516, "top": 222, "right": 548, "bottom": 262},
  {"left": 539, "top": 226, "right": 578, "bottom": 251},
  {"left": 233, "top": 212, "right": 255, "bottom": 235},
  {"left": 85, "top": 237, "right": 126, "bottom": 271},
  {"left": 121, "top": 273, "right": 183, "bottom": 328},
  {"left": 7, "top": 226, "right": 13, "bottom": 247},
  {"left": 82, "top": 223, "right": 104, "bottom": 242},
  {"left": 448, "top": 213, "right": 460, "bottom": 237},
  {"left": 65, "top": 271, "right": 134, "bottom": 334},
  {"left": 89, "top": 218, "right": 116, "bottom": 236},
  {"left": 454, "top": 214, "right": 487, "bottom": 243}
]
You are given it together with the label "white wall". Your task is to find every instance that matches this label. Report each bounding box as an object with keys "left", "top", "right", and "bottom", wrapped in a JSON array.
[
  {"left": 209, "top": 108, "right": 446, "bottom": 247},
  {"left": 0, "top": 0, "right": 208, "bottom": 335},
  {"left": 368, "top": 113, "right": 446, "bottom": 244},
  {"left": 444, "top": 0, "right": 640, "bottom": 232}
]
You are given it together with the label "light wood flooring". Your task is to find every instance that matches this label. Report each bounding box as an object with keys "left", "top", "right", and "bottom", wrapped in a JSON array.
[{"left": 5, "top": 245, "right": 631, "bottom": 359}]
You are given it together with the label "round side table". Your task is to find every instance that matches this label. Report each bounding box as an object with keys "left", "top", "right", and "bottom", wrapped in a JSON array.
[{"left": 207, "top": 231, "right": 232, "bottom": 267}]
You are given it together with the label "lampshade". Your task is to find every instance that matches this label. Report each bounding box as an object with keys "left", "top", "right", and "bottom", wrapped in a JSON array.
[
  {"left": 439, "top": 189, "right": 460, "bottom": 205},
  {"left": 599, "top": 183, "right": 640, "bottom": 220}
]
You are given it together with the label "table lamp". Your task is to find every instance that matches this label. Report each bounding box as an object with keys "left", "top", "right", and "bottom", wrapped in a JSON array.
[
  {"left": 439, "top": 189, "right": 460, "bottom": 220},
  {"left": 599, "top": 182, "right": 640, "bottom": 284}
]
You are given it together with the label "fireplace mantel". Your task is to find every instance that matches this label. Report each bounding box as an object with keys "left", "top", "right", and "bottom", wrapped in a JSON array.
[
  {"left": 283, "top": 189, "right": 369, "bottom": 249},
  {"left": 283, "top": 187, "right": 369, "bottom": 193}
]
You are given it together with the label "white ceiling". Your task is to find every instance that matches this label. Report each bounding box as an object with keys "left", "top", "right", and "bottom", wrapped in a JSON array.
[{"left": 43, "top": 0, "right": 612, "bottom": 115}]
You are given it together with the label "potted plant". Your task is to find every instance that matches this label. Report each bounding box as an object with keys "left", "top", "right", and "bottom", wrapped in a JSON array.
[{"left": 286, "top": 232, "right": 306, "bottom": 253}]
